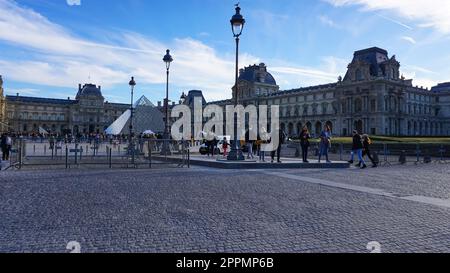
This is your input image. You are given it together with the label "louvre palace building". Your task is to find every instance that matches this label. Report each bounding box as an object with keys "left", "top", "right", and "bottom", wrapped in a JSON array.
[
  {"left": 0, "top": 81, "right": 129, "bottom": 135},
  {"left": 2, "top": 47, "right": 450, "bottom": 137},
  {"left": 180, "top": 47, "right": 450, "bottom": 137}
]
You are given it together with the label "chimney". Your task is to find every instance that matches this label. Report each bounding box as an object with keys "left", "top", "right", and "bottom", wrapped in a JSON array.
[
  {"left": 68, "top": 97, "right": 70, "bottom": 100},
  {"left": 172, "top": 102, "right": 175, "bottom": 106},
  {"left": 98, "top": 85, "right": 101, "bottom": 91},
  {"left": 78, "top": 84, "right": 82, "bottom": 92},
  {"left": 17, "top": 93, "right": 19, "bottom": 97},
  {"left": 158, "top": 101, "right": 161, "bottom": 107}
]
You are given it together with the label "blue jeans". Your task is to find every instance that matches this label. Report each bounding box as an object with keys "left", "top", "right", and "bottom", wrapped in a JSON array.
[
  {"left": 319, "top": 144, "right": 329, "bottom": 162},
  {"left": 259, "top": 150, "right": 265, "bottom": 161},
  {"left": 350, "top": 149, "right": 365, "bottom": 165}
]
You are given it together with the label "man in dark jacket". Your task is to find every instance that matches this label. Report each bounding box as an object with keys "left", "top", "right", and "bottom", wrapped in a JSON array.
[
  {"left": 348, "top": 130, "right": 366, "bottom": 169},
  {"left": 271, "top": 129, "right": 286, "bottom": 163},
  {"left": 1, "top": 133, "right": 12, "bottom": 161}
]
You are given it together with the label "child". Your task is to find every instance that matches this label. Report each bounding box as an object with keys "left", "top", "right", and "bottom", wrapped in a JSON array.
[{"left": 222, "top": 137, "right": 229, "bottom": 157}]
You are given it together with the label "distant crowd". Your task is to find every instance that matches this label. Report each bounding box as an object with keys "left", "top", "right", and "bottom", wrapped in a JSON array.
[
  {"left": 1, "top": 129, "right": 379, "bottom": 168},
  {"left": 199, "top": 125, "right": 378, "bottom": 169}
]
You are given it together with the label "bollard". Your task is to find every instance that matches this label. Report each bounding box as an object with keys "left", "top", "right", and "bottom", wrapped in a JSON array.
[
  {"left": 18, "top": 139, "right": 22, "bottom": 170},
  {"left": 74, "top": 143, "right": 78, "bottom": 165},
  {"left": 44, "top": 145, "right": 47, "bottom": 155},
  {"left": 65, "top": 146, "right": 69, "bottom": 169},
  {"left": 148, "top": 141, "right": 152, "bottom": 169},
  {"left": 109, "top": 147, "right": 112, "bottom": 169},
  {"left": 399, "top": 150, "right": 407, "bottom": 164},
  {"left": 416, "top": 144, "right": 421, "bottom": 163},
  {"left": 33, "top": 145, "right": 36, "bottom": 155},
  {"left": 187, "top": 146, "right": 190, "bottom": 168}
]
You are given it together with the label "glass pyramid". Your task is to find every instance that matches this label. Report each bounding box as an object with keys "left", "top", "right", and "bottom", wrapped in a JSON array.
[{"left": 105, "top": 96, "right": 164, "bottom": 135}]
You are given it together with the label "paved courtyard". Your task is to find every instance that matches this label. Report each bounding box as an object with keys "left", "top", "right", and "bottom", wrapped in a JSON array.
[{"left": 1, "top": 164, "right": 450, "bottom": 253}]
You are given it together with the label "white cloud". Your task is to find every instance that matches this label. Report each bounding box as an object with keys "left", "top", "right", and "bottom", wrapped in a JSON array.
[
  {"left": 66, "top": 0, "right": 81, "bottom": 6},
  {"left": 325, "top": 0, "right": 450, "bottom": 34},
  {"left": 401, "top": 36, "right": 417, "bottom": 44},
  {"left": 0, "top": 0, "right": 345, "bottom": 102},
  {"left": 318, "top": 15, "right": 339, "bottom": 28},
  {"left": 6, "top": 88, "right": 40, "bottom": 96}
]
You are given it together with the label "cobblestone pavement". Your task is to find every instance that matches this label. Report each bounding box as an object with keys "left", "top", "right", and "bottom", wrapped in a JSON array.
[{"left": 1, "top": 164, "right": 450, "bottom": 253}]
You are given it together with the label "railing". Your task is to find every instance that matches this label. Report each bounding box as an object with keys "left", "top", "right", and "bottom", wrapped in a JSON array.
[
  {"left": 287, "top": 141, "right": 450, "bottom": 166},
  {"left": 1, "top": 138, "right": 190, "bottom": 170}
]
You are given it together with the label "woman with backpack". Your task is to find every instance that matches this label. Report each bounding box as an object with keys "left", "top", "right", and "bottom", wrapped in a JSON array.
[{"left": 362, "top": 134, "right": 377, "bottom": 168}]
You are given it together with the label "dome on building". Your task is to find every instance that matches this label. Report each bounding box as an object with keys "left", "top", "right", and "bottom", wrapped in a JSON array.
[
  {"left": 238, "top": 63, "right": 277, "bottom": 85},
  {"left": 77, "top": 83, "right": 103, "bottom": 98}
]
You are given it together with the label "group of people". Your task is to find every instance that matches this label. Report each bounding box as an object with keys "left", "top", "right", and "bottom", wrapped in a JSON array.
[
  {"left": 348, "top": 130, "right": 378, "bottom": 169},
  {"left": 201, "top": 128, "right": 289, "bottom": 163},
  {"left": 298, "top": 125, "right": 377, "bottom": 168},
  {"left": 299, "top": 125, "right": 332, "bottom": 163}
]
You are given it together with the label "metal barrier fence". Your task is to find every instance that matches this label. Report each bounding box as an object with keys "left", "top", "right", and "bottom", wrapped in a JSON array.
[
  {"left": 288, "top": 141, "right": 450, "bottom": 166},
  {"left": 0, "top": 137, "right": 25, "bottom": 171},
  {"left": 1, "top": 138, "right": 190, "bottom": 170}
]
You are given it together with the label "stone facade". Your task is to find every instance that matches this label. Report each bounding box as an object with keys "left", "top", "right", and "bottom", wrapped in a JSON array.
[
  {"left": 180, "top": 47, "right": 450, "bottom": 137},
  {"left": 3, "top": 83, "right": 129, "bottom": 135}
]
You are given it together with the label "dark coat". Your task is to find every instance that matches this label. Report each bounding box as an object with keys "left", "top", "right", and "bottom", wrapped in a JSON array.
[
  {"left": 0, "top": 136, "right": 7, "bottom": 149},
  {"left": 352, "top": 134, "right": 363, "bottom": 150},
  {"left": 363, "top": 139, "right": 371, "bottom": 151},
  {"left": 299, "top": 131, "right": 310, "bottom": 146}
]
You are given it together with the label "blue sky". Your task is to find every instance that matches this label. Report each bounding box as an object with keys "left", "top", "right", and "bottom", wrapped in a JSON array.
[{"left": 1, "top": 0, "right": 450, "bottom": 104}]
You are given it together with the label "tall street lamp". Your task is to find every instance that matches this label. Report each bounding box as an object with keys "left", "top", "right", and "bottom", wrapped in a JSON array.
[
  {"left": 227, "top": 4, "right": 245, "bottom": 161},
  {"left": 129, "top": 76, "right": 136, "bottom": 165},
  {"left": 161, "top": 49, "right": 173, "bottom": 155}
]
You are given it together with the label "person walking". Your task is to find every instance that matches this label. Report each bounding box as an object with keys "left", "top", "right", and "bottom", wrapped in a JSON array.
[
  {"left": 222, "top": 137, "right": 229, "bottom": 157},
  {"left": 362, "top": 134, "right": 377, "bottom": 168},
  {"left": 299, "top": 126, "right": 311, "bottom": 163},
  {"left": 318, "top": 125, "right": 332, "bottom": 163},
  {"left": 348, "top": 130, "right": 367, "bottom": 169},
  {"left": 246, "top": 131, "right": 255, "bottom": 160},
  {"left": 49, "top": 135, "right": 55, "bottom": 151},
  {"left": 247, "top": 140, "right": 254, "bottom": 159},
  {"left": 1, "top": 133, "right": 12, "bottom": 161},
  {"left": 206, "top": 139, "right": 213, "bottom": 157},
  {"left": 271, "top": 128, "right": 286, "bottom": 163},
  {"left": 256, "top": 135, "right": 264, "bottom": 162}
]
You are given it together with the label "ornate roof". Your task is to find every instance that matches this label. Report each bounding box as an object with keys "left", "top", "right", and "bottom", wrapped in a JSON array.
[
  {"left": 238, "top": 63, "right": 277, "bottom": 85},
  {"left": 6, "top": 95, "right": 77, "bottom": 105},
  {"left": 184, "top": 90, "right": 207, "bottom": 106},
  {"left": 344, "top": 47, "right": 396, "bottom": 80},
  {"left": 77, "top": 83, "right": 103, "bottom": 98}
]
